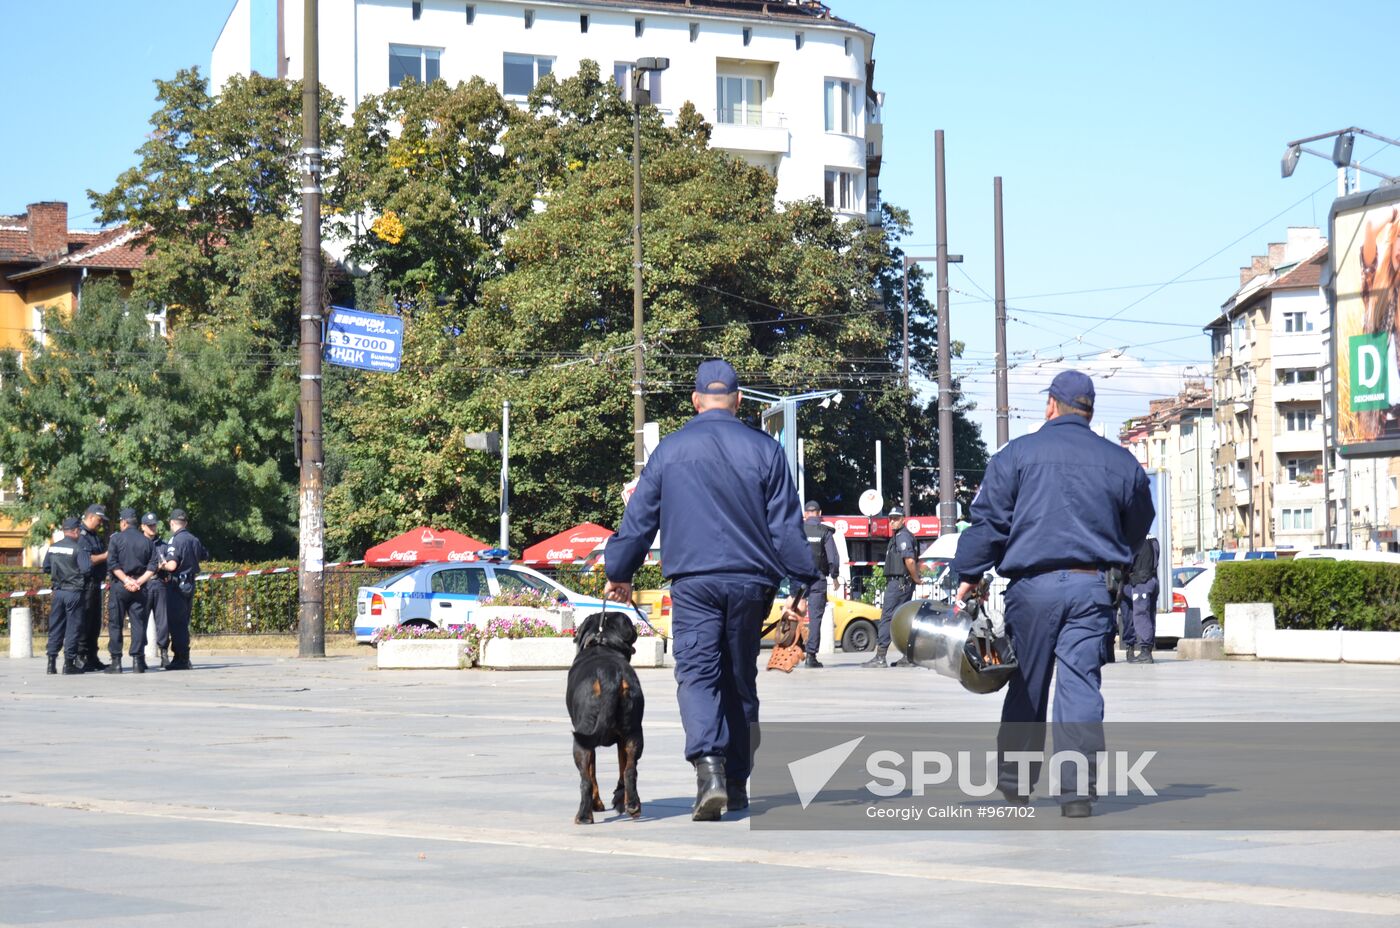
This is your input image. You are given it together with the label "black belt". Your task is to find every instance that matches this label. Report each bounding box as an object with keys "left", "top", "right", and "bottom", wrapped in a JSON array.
[{"left": 1012, "top": 564, "right": 1110, "bottom": 579}]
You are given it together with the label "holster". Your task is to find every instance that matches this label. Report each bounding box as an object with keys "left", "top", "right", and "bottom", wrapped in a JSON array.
[{"left": 1106, "top": 566, "right": 1127, "bottom": 607}]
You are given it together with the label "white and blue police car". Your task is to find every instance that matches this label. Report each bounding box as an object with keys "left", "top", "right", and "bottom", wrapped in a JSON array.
[{"left": 354, "top": 552, "right": 642, "bottom": 643}]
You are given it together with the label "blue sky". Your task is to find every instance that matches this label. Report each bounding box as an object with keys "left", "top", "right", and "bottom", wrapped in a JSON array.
[{"left": 3, "top": 0, "right": 1398, "bottom": 445}]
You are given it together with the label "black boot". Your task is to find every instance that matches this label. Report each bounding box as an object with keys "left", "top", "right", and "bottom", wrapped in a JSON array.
[
  {"left": 803, "top": 653, "right": 823, "bottom": 669},
  {"left": 1124, "top": 645, "right": 1136, "bottom": 661},
  {"left": 84, "top": 652, "right": 108, "bottom": 672},
  {"left": 62, "top": 657, "right": 83, "bottom": 675},
  {"left": 692, "top": 756, "right": 727, "bottom": 821},
  {"left": 1061, "top": 799, "right": 1093, "bottom": 818},
  {"left": 159, "top": 646, "right": 169, "bottom": 669},
  {"left": 105, "top": 656, "right": 122, "bottom": 674},
  {"left": 46, "top": 655, "right": 57, "bottom": 675},
  {"left": 726, "top": 779, "right": 749, "bottom": 811},
  {"left": 860, "top": 647, "right": 888, "bottom": 668},
  {"left": 1129, "top": 646, "right": 1154, "bottom": 664},
  {"left": 133, "top": 654, "right": 147, "bottom": 674},
  {"left": 166, "top": 650, "right": 192, "bottom": 671}
]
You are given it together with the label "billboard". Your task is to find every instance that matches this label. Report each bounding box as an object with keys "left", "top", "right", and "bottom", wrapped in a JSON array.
[{"left": 1331, "top": 184, "right": 1400, "bottom": 457}]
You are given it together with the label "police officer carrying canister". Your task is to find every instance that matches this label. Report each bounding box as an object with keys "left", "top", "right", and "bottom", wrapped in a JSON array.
[
  {"left": 76, "top": 504, "right": 110, "bottom": 671},
  {"left": 105, "top": 507, "right": 156, "bottom": 674},
  {"left": 862, "top": 506, "right": 919, "bottom": 668},
  {"left": 140, "top": 512, "right": 172, "bottom": 668},
  {"left": 603, "top": 359, "right": 820, "bottom": 821},
  {"left": 159, "top": 508, "right": 208, "bottom": 671},
  {"left": 1126, "top": 534, "right": 1161, "bottom": 664},
  {"left": 42, "top": 518, "right": 91, "bottom": 675},
  {"left": 952, "top": 370, "right": 1154, "bottom": 818},
  {"left": 800, "top": 500, "right": 839, "bottom": 669}
]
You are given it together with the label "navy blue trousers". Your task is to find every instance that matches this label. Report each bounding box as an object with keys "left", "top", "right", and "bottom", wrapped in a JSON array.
[
  {"left": 146, "top": 580, "right": 170, "bottom": 649},
  {"left": 1117, "top": 582, "right": 1137, "bottom": 647},
  {"left": 876, "top": 579, "right": 914, "bottom": 648},
  {"left": 669, "top": 575, "right": 774, "bottom": 780},
  {"left": 1131, "top": 578, "right": 1158, "bottom": 649},
  {"left": 46, "top": 589, "right": 83, "bottom": 659},
  {"left": 108, "top": 586, "right": 148, "bottom": 658},
  {"left": 997, "top": 570, "right": 1111, "bottom": 802},
  {"left": 804, "top": 582, "right": 827, "bottom": 655},
  {"left": 166, "top": 585, "right": 193, "bottom": 653}
]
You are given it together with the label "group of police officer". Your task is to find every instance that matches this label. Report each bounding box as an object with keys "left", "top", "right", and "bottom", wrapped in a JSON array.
[{"left": 42, "top": 504, "right": 208, "bottom": 675}]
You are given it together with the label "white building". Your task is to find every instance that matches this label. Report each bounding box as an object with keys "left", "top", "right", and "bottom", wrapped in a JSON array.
[{"left": 212, "top": 0, "right": 883, "bottom": 223}]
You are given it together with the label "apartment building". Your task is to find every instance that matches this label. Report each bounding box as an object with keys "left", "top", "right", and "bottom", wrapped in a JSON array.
[
  {"left": 1204, "top": 227, "right": 1328, "bottom": 550},
  {"left": 212, "top": 0, "right": 883, "bottom": 223},
  {"left": 1119, "top": 384, "right": 1217, "bottom": 562}
]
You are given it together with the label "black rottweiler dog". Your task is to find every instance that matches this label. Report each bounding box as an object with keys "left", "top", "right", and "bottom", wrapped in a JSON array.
[{"left": 566, "top": 610, "right": 645, "bottom": 824}]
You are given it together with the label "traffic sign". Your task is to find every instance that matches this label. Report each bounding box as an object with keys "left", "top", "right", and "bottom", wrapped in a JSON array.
[{"left": 324, "top": 306, "right": 403, "bottom": 372}]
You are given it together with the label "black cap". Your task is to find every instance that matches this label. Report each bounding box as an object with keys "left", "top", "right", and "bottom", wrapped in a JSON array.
[
  {"left": 169, "top": 508, "right": 188, "bottom": 521},
  {"left": 61, "top": 516, "right": 81, "bottom": 531},
  {"left": 84, "top": 504, "right": 108, "bottom": 520},
  {"left": 887, "top": 506, "right": 905, "bottom": 518},
  {"left": 141, "top": 512, "right": 159, "bottom": 526},
  {"left": 118, "top": 507, "right": 137, "bottom": 522},
  {"left": 804, "top": 500, "right": 821, "bottom": 512}
]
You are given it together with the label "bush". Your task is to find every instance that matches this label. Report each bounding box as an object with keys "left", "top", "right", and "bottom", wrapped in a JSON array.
[
  {"left": 550, "top": 562, "right": 663, "bottom": 596},
  {"left": 1210, "top": 560, "right": 1400, "bottom": 631}
]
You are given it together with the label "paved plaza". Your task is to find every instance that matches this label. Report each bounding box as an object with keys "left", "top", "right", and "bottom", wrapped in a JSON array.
[{"left": 3, "top": 648, "right": 1400, "bottom": 927}]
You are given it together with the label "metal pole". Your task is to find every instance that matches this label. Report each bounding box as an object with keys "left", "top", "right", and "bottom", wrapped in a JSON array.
[
  {"left": 934, "top": 130, "right": 956, "bottom": 532},
  {"left": 631, "top": 87, "right": 646, "bottom": 478},
  {"left": 993, "top": 176, "right": 1009, "bottom": 448},
  {"left": 297, "top": 0, "right": 325, "bottom": 658},
  {"left": 901, "top": 263, "right": 911, "bottom": 513},
  {"left": 500, "top": 399, "right": 510, "bottom": 550},
  {"left": 875, "top": 439, "right": 883, "bottom": 500}
]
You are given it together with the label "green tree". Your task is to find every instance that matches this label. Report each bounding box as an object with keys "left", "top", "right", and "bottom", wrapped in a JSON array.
[{"left": 0, "top": 279, "right": 296, "bottom": 558}]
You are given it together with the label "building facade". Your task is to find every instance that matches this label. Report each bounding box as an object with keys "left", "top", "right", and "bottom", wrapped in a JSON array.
[
  {"left": 212, "top": 0, "right": 883, "bottom": 223},
  {"left": 1204, "top": 227, "right": 1328, "bottom": 551},
  {"left": 1119, "top": 384, "right": 1217, "bottom": 563}
]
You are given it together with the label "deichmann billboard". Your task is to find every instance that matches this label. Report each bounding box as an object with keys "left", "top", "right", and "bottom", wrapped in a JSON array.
[{"left": 1331, "top": 183, "right": 1400, "bottom": 457}]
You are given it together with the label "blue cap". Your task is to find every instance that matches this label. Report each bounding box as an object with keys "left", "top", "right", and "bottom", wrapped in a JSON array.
[
  {"left": 1044, "top": 370, "right": 1095, "bottom": 413},
  {"left": 887, "top": 506, "right": 905, "bottom": 518},
  {"left": 694, "top": 358, "right": 739, "bottom": 395},
  {"left": 118, "top": 507, "right": 137, "bottom": 522},
  {"left": 61, "top": 517, "right": 81, "bottom": 531}
]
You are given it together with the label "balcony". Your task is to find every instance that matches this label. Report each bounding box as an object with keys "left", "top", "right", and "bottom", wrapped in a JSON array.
[
  {"left": 1273, "top": 381, "right": 1323, "bottom": 404},
  {"left": 709, "top": 110, "right": 790, "bottom": 156},
  {"left": 1274, "top": 481, "right": 1325, "bottom": 505},
  {"left": 1273, "top": 430, "right": 1324, "bottom": 454}
]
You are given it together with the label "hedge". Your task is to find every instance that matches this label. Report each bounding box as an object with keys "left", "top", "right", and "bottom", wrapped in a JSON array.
[{"left": 1209, "top": 560, "right": 1400, "bottom": 631}]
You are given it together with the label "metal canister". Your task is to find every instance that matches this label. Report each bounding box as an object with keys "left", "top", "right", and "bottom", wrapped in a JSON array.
[{"left": 891, "top": 598, "right": 1017, "bottom": 695}]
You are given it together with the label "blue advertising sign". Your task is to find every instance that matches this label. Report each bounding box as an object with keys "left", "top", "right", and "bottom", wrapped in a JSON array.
[{"left": 324, "top": 306, "right": 403, "bottom": 372}]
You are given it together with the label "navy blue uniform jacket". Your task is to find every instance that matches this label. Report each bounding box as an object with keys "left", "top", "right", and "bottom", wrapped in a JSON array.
[
  {"left": 605, "top": 408, "right": 821, "bottom": 591},
  {"left": 952, "top": 415, "right": 1155, "bottom": 581}
]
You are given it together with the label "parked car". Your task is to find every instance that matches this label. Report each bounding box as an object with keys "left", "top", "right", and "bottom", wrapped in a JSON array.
[
  {"left": 1172, "top": 565, "right": 1206, "bottom": 588},
  {"left": 635, "top": 581, "right": 883, "bottom": 652},
  {"left": 355, "top": 560, "right": 643, "bottom": 643}
]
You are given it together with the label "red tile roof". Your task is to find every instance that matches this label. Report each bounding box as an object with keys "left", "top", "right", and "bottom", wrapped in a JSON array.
[
  {"left": 1269, "top": 245, "right": 1328, "bottom": 290},
  {"left": 6, "top": 226, "right": 150, "bottom": 280}
]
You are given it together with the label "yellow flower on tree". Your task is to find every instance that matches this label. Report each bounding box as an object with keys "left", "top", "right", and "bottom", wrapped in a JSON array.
[{"left": 371, "top": 211, "right": 406, "bottom": 244}]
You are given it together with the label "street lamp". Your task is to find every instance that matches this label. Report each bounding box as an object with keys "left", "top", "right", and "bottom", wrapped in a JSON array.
[
  {"left": 1280, "top": 127, "right": 1400, "bottom": 188},
  {"left": 630, "top": 56, "right": 670, "bottom": 477},
  {"left": 901, "top": 253, "right": 959, "bottom": 514}
]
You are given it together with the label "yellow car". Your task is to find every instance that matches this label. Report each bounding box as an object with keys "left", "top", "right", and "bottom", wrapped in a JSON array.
[{"left": 633, "top": 582, "right": 882, "bottom": 652}]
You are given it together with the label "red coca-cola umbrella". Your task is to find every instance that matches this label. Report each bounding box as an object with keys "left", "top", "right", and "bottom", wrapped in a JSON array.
[
  {"left": 521, "top": 522, "right": 614, "bottom": 565},
  {"left": 363, "top": 526, "right": 490, "bottom": 567}
]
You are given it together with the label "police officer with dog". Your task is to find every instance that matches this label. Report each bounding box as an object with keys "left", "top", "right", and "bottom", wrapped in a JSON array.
[
  {"left": 603, "top": 358, "right": 820, "bottom": 821},
  {"left": 42, "top": 518, "right": 91, "bottom": 675},
  {"left": 863, "top": 506, "right": 919, "bottom": 668},
  {"left": 105, "top": 507, "right": 156, "bottom": 673},
  {"left": 158, "top": 508, "right": 207, "bottom": 671},
  {"left": 76, "top": 504, "right": 110, "bottom": 671},
  {"left": 800, "top": 500, "right": 839, "bottom": 669},
  {"left": 952, "top": 370, "right": 1154, "bottom": 818}
]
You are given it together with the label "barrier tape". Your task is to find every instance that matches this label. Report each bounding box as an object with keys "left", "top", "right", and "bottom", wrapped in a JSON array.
[{"left": 3, "top": 559, "right": 368, "bottom": 601}]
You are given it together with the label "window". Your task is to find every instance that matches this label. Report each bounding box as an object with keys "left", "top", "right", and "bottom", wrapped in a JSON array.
[
  {"left": 795, "top": 31, "right": 804, "bottom": 50},
  {"left": 844, "top": 36, "right": 852, "bottom": 55},
  {"left": 1285, "top": 410, "right": 1318, "bottom": 431},
  {"left": 1278, "top": 368, "right": 1318, "bottom": 385},
  {"left": 743, "top": 27, "right": 752, "bottom": 46},
  {"left": 613, "top": 62, "right": 632, "bottom": 94},
  {"left": 635, "top": 17, "right": 644, "bottom": 37},
  {"left": 1283, "top": 310, "right": 1313, "bottom": 333},
  {"left": 1280, "top": 508, "right": 1315, "bottom": 531},
  {"left": 146, "top": 306, "right": 168, "bottom": 337},
  {"left": 825, "top": 79, "right": 857, "bottom": 133},
  {"left": 0, "top": 466, "right": 16, "bottom": 505},
  {"left": 1232, "top": 314, "right": 1246, "bottom": 345},
  {"left": 825, "top": 169, "right": 857, "bottom": 211},
  {"left": 1285, "top": 458, "right": 1317, "bottom": 482},
  {"left": 389, "top": 44, "right": 441, "bottom": 86},
  {"left": 465, "top": 4, "right": 475, "bottom": 24},
  {"left": 412, "top": 0, "right": 421, "bottom": 20},
  {"left": 495, "top": 570, "right": 558, "bottom": 599},
  {"left": 690, "top": 22, "right": 699, "bottom": 42},
  {"left": 503, "top": 53, "right": 552, "bottom": 96},
  {"left": 524, "top": 9, "right": 534, "bottom": 28},
  {"left": 580, "top": 13, "right": 588, "bottom": 32},
  {"left": 716, "top": 75, "right": 763, "bottom": 125},
  {"left": 430, "top": 568, "right": 487, "bottom": 595}
]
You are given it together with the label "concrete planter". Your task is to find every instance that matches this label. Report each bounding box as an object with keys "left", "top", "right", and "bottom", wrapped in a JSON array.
[
  {"left": 1223, "top": 603, "right": 1275, "bottom": 657},
  {"left": 1255, "top": 629, "right": 1343, "bottom": 663},
  {"left": 1340, "top": 631, "right": 1400, "bottom": 665},
  {"left": 377, "top": 638, "right": 475, "bottom": 670},
  {"left": 478, "top": 635, "right": 667, "bottom": 670},
  {"left": 473, "top": 605, "right": 575, "bottom": 633}
]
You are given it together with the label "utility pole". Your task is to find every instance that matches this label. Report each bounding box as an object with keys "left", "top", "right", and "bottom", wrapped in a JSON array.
[
  {"left": 901, "top": 263, "right": 910, "bottom": 513},
  {"left": 934, "top": 130, "right": 956, "bottom": 533},
  {"left": 297, "top": 0, "right": 325, "bottom": 658},
  {"left": 500, "top": 400, "right": 510, "bottom": 549},
  {"left": 631, "top": 82, "right": 646, "bottom": 478},
  {"left": 993, "top": 176, "right": 1009, "bottom": 448}
]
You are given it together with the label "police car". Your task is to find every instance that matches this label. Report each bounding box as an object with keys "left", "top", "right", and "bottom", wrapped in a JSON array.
[{"left": 354, "top": 557, "right": 643, "bottom": 643}]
